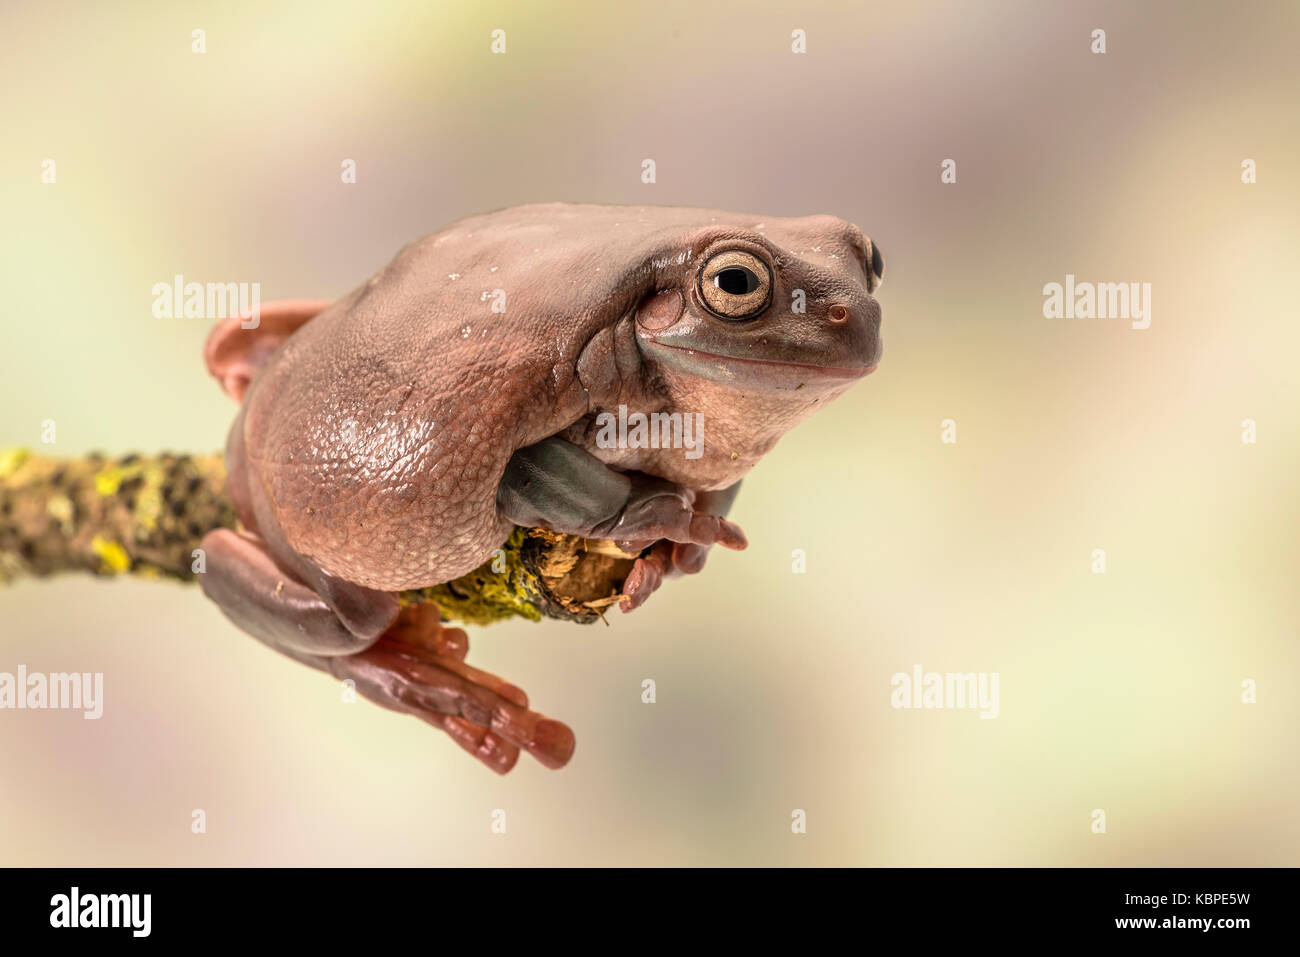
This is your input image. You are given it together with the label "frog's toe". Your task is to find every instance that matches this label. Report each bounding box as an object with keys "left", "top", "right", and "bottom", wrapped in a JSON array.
[
  {"left": 432, "top": 716, "right": 520, "bottom": 774},
  {"left": 621, "top": 549, "right": 668, "bottom": 613},
  {"left": 668, "top": 542, "right": 710, "bottom": 575},
  {"left": 327, "top": 635, "right": 572, "bottom": 770},
  {"left": 379, "top": 602, "right": 469, "bottom": 659}
]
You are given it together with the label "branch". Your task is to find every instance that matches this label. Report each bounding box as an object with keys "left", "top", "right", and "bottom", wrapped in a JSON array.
[{"left": 0, "top": 449, "right": 636, "bottom": 625}]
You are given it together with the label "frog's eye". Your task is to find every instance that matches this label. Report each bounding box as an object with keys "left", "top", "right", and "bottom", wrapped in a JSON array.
[
  {"left": 698, "top": 250, "right": 772, "bottom": 320},
  {"left": 866, "top": 239, "right": 885, "bottom": 289}
]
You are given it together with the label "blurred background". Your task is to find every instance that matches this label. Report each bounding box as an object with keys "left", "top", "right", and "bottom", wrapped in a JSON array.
[{"left": 1, "top": 0, "right": 1297, "bottom": 865}]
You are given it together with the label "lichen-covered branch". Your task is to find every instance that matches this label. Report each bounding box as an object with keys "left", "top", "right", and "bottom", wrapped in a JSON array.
[{"left": 0, "top": 449, "right": 637, "bottom": 626}]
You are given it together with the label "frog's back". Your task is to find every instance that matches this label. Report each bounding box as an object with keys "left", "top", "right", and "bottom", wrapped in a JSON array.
[
  {"left": 238, "top": 207, "right": 622, "bottom": 589},
  {"left": 238, "top": 203, "right": 778, "bottom": 588}
]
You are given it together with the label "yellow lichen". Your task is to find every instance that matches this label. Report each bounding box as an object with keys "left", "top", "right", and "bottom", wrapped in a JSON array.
[
  {"left": 94, "top": 462, "right": 138, "bottom": 496},
  {"left": 402, "top": 528, "right": 545, "bottom": 625},
  {"left": 92, "top": 459, "right": 169, "bottom": 532},
  {"left": 0, "top": 448, "right": 31, "bottom": 480},
  {"left": 448, "top": 575, "right": 545, "bottom": 624},
  {"left": 90, "top": 535, "right": 131, "bottom": 574},
  {"left": 133, "top": 471, "right": 165, "bottom": 533}
]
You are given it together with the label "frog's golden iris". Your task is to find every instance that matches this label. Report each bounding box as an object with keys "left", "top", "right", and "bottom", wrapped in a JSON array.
[{"left": 697, "top": 249, "right": 772, "bottom": 320}]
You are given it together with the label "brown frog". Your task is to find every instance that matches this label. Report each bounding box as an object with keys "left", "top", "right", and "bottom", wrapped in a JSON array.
[{"left": 201, "top": 203, "right": 885, "bottom": 773}]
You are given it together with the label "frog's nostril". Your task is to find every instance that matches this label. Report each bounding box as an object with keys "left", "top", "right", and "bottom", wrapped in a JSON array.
[{"left": 827, "top": 304, "right": 850, "bottom": 325}]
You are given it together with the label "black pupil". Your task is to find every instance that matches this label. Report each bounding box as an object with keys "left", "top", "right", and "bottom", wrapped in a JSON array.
[{"left": 715, "top": 266, "right": 758, "bottom": 296}]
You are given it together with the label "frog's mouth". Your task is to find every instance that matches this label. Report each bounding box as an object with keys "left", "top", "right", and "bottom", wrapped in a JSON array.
[{"left": 645, "top": 339, "right": 879, "bottom": 391}]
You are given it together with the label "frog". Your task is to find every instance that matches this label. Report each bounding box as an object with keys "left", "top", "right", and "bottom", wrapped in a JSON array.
[{"left": 200, "top": 202, "right": 885, "bottom": 773}]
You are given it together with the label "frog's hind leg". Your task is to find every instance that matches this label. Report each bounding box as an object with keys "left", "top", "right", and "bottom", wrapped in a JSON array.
[
  {"left": 198, "top": 530, "right": 575, "bottom": 772},
  {"left": 198, "top": 528, "right": 381, "bottom": 656}
]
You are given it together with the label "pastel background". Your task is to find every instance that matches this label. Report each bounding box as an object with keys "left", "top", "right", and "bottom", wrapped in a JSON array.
[{"left": 1, "top": 0, "right": 1296, "bottom": 865}]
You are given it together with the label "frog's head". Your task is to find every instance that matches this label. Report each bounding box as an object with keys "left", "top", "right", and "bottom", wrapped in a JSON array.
[{"left": 634, "top": 214, "right": 884, "bottom": 396}]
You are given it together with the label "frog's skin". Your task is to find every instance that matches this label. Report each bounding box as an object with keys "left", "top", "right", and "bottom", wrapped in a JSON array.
[{"left": 200, "top": 203, "right": 884, "bottom": 773}]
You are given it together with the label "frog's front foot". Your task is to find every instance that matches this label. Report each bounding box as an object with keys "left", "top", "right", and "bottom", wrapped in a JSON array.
[
  {"left": 616, "top": 482, "right": 747, "bottom": 613},
  {"left": 619, "top": 535, "right": 743, "bottom": 612},
  {"left": 329, "top": 604, "right": 576, "bottom": 773},
  {"left": 596, "top": 477, "right": 748, "bottom": 556}
]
